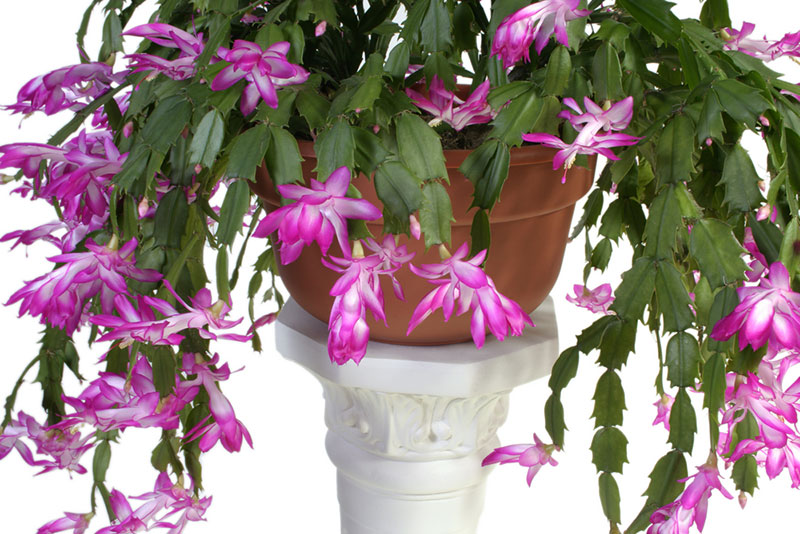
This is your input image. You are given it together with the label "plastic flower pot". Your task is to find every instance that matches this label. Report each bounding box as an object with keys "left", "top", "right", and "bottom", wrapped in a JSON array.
[{"left": 251, "top": 141, "right": 594, "bottom": 345}]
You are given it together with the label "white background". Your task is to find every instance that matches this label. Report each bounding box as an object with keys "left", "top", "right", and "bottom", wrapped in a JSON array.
[{"left": 0, "top": 1, "right": 799, "bottom": 533}]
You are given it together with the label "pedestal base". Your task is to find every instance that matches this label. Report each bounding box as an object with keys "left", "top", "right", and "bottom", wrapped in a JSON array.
[{"left": 275, "top": 297, "right": 559, "bottom": 533}]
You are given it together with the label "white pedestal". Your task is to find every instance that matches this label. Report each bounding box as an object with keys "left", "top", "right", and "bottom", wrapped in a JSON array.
[{"left": 275, "top": 297, "right": 559, "bottom": 534}]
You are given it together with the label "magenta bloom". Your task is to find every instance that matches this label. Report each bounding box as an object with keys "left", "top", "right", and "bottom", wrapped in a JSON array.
[
  {"left": 91, "top": 92, "right": 131, "bottom": 131},
  {"left": 211, "top": 40, "right": 309, "bottom": 114},
  {"left": 92, "top": 281, "right": 250, "bottom": 346},
  {"left": 1, "top": 220, "right": 90, "bottom": 253},
  {"left": 482, "top": 433, "right": 558, "bottom": 486},
  {"left": 566, "top": 283, "right": 614, "bottom": 314},
  {"left": 559, "top": 96, "right": 635, "bottom": 134},
  {"left": 323, "top": 254, "right": 388, "bottom": 365},
  {"left": 125, "top": 23, "right": 206, "bottom": 81},
  {"left": 0, "top": 130, "right": 125, "bottom": 226},
  {"left": 648, "top": 464, "right": 733, "bottom": 534},
  {"left": 679, "top": 465, "right": 733, "bottom": 531},
  {"left": 248, "top": 312, "right": 278, "bottom": 334},
  {"left": 37, "top": 512, "right": 91, "bottom": 534},
  {"left": 362, "top": 235, "right": 415, "bottom": 300},
  {"left": 181, "top": 353, "right": 253, "bottom": 453},
  {"left": 523, "top": 96, "right": 641, "bottom": 183},
  {"left": 6, "top": 237, "right": 160, "bottom": 335},
  {"left": 652, "top": 394, "right": 675, "bottom": 431},
  {"left": 19, "top": 415, "right": 94, "bottom": 475},
  {"left": 647, "top": 502, "right": 695, "bottom": 534},
  {"left": 5, "top": 62, "right": 125, "bottom": 116},
  {"left": 732, "top": 434, "right": 800, "bottom": 488},
  {"left": 409, "top": 214, "right": 421, "bottom": 240},
  {"left": 711, "top": 262, "right": 800, "bottom": 353},
  {"left": 0, "top": 411, "right": 94, "bottom": 475},
  {"left": 97, "top": 473, "right": 211, "bottom": 534},
  {"left": 136, "top": 175, "right": 200, "bottom": 220},
  {"left": 405, "top": 77, "right": 496, "bottom": 131},
  {"left": 724, "top": 22, "right": 800, "bottom": 61},
  {"left": 253, "top": 166, "right": 382, "bottom": 263},
  {"left": 60, "top": 355, "right": 194, "bottom": 433},
  {"left": 743, "top": 227, "right": 768, "bottom": 282},
  {"left": 491, "top": 0, "right": 591, "bottom": 67},
  {"left": 719, "top": 371, "right": 795, "bottom": 453},
  {"left": 407, "top": 242, "right": 534, "bottom": 348},
  {"left": 0, "top": 416, "right": 38, "bottom": 467}
]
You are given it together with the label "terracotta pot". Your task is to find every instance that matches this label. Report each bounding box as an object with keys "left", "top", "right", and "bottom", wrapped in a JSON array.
[{"left": 252, "top": 141, "right": 594, "bottom": 345}]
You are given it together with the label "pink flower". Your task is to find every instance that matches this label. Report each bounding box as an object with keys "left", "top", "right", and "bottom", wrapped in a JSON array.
[
  {"left": 4, "top": 62, "right": 125, "bottom": 116},
  {"left": 742, "top": 227, "right": 768, "bottom": 282},
  {"left": 731, "top": 434, "right": 800, "bottom": 488},
  {"left": 92, "top": 281, "right": 251, "bottom": 346},
  {"left": 97, "top": 473, "right": 211, "bottom": 534},
  {"left": 723, "top": 22, "right": 800, "bottom": 61},
  {"left": 407, "top": 243, "right": 534, "bottom": 348},
  {"left": 211, "top": 40, "right": 309, "bottom": 114},
  {"left": 37, "top": 512, "right": 92, "bottom": 534},
  {"left": 679, "top": 465, "right": 733, "bottom": 530},
  {"left": 0, "top": 130, "right": 124, "bottom": 225},
  {"left": 0, "top": 416, "right": 38, "bottom": 467},
  {"left": 1, "top": 220, "right": 90, "bottom": 253},
  {"left": 362, "top": 235, "right": 415, "bottom": 300},
  {"left": 524, "top": 96, "right": 641, "bottom": 183},
  {"left": 315, "top": 21, "right": 328, "bottom": 36},
  {"left": 248, "top": 312, "right": 278, "bottom": 334},
  {"left": 241, "top": 12, "right": 263, "bottom": 24},
  {"left": 124, "top": 24, "right": 206, "bottom": 81},
  {"left": 405, "top": 77, "right": 496, "bottom": 131},
  {"left": 6, "top": 236, "right": 160, "bottom": 334},
  {"left": 652, "top": 394, "right": 675, "bottom": 431},
  {"left": 756, "top": 204, "right": 777, "bottom": 222},
  {"left": 782, "top": 89, "right": 800, "bottom": 102},
  {"left": 409, "top": 214, "right": 421, "bottom": 240},
  {"left": 648, "top": 464, "right": 732, "bottom": 534},
  {"left": 322, "top": 253, "right": 388, "bottom": 365},
  {"left": 91, "top": 93, "right": 131, "bottom": 131},
  {"left": 559, "top": 96, "right": 635, "bottom": 134},
  {"left": 0, "top": 412, "right": 94, "bottom": 475},
  {"left": 711, "top": 262, "right": 800, "bottom": 353},
  {"left": 491, "top": 0, "right": 591, "bottom": 68},
  {"left": 7, "top": 236, "right": 161, "bottom": 334},
  {"left": 481, "top": 433, "right": 558, "bottom": 486},
  {"left": 566, "top": 283, "right": 614, "bottom": 314},
  {"left": 181, "top": 354, "right": 253, "bottom": 453},
  {"left": 719, "top": 371, "right": 795, "bottom": 451},
  {"left": 253, "top": 166, "right": 382, "bottom": 263},
  {"left": 60, "top": 355, "right": 194, "bottom": 432},
  {"left": 647, "top": 501, "right": 695, "bottom": 534}
]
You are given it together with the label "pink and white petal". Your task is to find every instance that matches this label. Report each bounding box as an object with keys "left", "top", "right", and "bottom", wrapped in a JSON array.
[
  {"left": 324, "top": 166, "right": 352, "bottom": 196},
  {"left": 210, "top": 65, "right": 247, "bottom": 91}
]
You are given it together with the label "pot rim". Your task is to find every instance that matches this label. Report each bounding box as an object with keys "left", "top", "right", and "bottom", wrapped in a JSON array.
[{"left": 296, "top": 139, "right": 564, "bottom": 168}]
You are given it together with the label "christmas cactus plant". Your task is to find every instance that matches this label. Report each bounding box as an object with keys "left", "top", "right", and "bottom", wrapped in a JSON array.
[{"left": 2, "top": 0, "right": 800, "bottom": 532}]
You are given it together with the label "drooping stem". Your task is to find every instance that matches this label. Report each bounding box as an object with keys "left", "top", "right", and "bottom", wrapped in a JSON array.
[
  {"left": 655, "top": 333, "right": 665, "bottom": 397},
  {"left": 2, "top": 354, "right": 41, "bottom": 428}
]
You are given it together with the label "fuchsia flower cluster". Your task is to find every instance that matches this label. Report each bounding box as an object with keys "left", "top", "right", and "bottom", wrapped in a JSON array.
[
  {"left": 648, "top": 240, "right": 800, "bottom": 532},
  {"left": 254, "top": 165, "right": 534, "bottom": 364},
  {"left": 1, "top": 350, "right": 248, "bottom": 533},
  {"left": 491, "top": 0, "right": 591, "bottom": 68},
  {"left": 723, "top": 22, "right": 800, "bottom": 62},
  {"left": 524, "top": 96, "right": 642, "bottom": 183},
  {"left": 648, "top": 463, "right": 733, "bottom": 534},
  {"left": 405, "top": 76, "right": 496, "bottom": 131},
  {"left": 0, "top": 22, "right": 284, "bottom": 533}
]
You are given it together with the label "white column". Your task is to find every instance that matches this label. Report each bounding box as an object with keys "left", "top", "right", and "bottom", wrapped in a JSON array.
[{"left": 275, "top": 297, "right": 559, "bottom": 534}]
